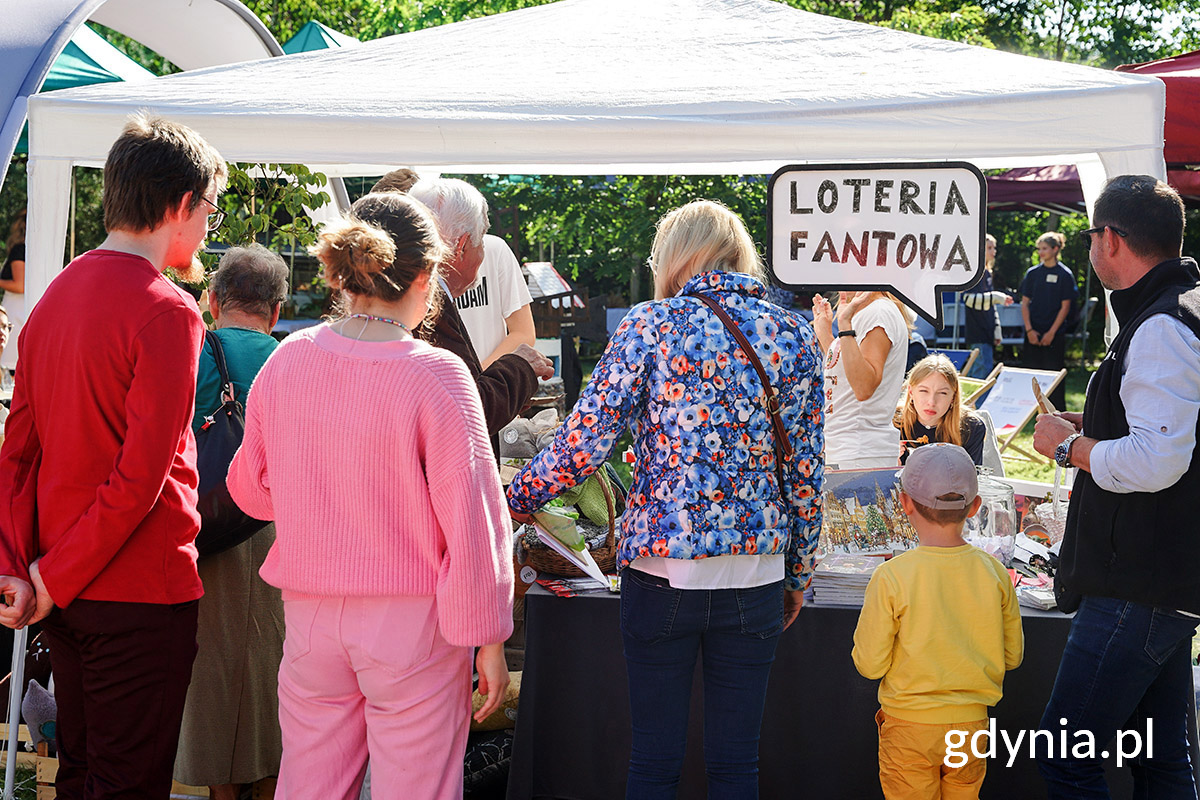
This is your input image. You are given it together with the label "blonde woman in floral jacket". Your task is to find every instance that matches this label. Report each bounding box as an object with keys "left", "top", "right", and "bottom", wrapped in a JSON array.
[{"left": 508, "top": 200, "right": 824, "bottom": 800}]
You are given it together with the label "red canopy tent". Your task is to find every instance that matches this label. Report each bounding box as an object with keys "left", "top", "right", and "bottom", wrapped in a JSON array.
[
  {"left": 988, "top": 50, "right": 1200, "bottom": 212},
  {"left": 987, "top": 164, "right": 1090, "bottom": 214},
  {"left": 1116, "top": 50, "right": 1200, "bottom": 166},
  {"left": 987, "top": 164, "right": 1200, "bottom": 212}
]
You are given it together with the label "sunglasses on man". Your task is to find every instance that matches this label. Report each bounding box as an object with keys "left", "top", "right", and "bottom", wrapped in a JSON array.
[{"left": 1079, "top": 225, "right": 1127, "bottom": 247}]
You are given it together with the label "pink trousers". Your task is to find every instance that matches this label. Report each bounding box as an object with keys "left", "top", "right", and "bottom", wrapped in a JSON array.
[{"left": 276, "top": 593, "right": 472, "bottom": 800}]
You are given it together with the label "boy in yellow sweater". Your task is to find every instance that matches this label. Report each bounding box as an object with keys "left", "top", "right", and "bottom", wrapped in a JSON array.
[{"left": 852, "top": 443, "right": 1024, "bottom": 799}]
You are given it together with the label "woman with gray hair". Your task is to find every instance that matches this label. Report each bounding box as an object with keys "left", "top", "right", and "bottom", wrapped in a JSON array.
[{"left": 175, "top": 244, "right": 289, "bottom": 800}]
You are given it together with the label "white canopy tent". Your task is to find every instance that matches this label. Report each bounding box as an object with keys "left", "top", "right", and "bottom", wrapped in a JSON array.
[{"left": 24, "top": 0, "right": 1167, "bottom": 309}]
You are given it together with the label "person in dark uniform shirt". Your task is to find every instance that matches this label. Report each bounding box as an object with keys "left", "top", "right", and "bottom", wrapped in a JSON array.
[{"left": 1020, "top": 231, "right": 1077, "bottom": 410}]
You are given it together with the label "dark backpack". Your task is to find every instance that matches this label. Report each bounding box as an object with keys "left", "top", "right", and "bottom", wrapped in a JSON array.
[{"left": 194, "top": 331, "right": 269, "bottom": 557}]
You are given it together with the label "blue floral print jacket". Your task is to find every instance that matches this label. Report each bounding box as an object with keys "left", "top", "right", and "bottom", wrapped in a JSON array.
[{"left": 507, "top": 271, "right": 824, "bottom": 591}]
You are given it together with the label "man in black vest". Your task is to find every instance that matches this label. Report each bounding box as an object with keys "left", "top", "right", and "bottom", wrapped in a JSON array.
[{"left": 1033, "top": 175, "right": 1200, "bottom": 798}]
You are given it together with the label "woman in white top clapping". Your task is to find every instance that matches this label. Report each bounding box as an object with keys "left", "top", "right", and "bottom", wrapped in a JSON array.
[{"left": 813, "top": 291, "right": 913, "bottom": 469}]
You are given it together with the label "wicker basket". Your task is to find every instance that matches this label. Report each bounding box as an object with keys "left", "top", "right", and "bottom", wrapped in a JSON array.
[{"left": 518, "top": 472, "right": 617, "bottom": 578}]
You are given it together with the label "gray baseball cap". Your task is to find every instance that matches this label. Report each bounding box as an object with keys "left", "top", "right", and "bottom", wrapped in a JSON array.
[{"left": 900, "top": 443, "right": 979, "bottom": 509}]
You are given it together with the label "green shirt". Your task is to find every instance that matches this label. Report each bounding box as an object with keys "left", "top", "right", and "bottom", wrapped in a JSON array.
[{"left": 192, "top": 327, "right": 279, "bottom": 434}]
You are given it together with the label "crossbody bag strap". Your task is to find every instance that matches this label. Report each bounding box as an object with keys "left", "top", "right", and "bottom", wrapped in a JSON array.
[
  {"left": 204, "top": 330, "right": 237, "bottom": 405},
  {"left": 685, "top": 293, "right": 793, "bottom": 493}
]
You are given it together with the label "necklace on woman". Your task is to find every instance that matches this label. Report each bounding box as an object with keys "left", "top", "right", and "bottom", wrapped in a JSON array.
[{"left": 346, "top": 313, "right": 410, "bottom": 333}]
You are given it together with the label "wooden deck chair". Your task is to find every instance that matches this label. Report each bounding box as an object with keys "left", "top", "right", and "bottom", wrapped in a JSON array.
[
  {"left": 927, "top": 347, "right": 980, "bottom": 377},
  {"left": 963, "top": 363, "right": 1002, "bottom": 408},
  {"left": 972, "top": 364, "right": 1068, "bottom": 461}
]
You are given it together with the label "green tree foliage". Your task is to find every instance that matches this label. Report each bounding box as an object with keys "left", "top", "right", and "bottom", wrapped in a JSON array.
[
  {"left": 0, "top": 156, "right": 27, "bottom": 255},
  {"left": 1018, "top": 0, "right": 1200, "bottom": 66},
  {"left": 86, "top": 22, "right": 180, "bottom": 75},
  {"left": 358, "top": 0, "right": 550, "bottom": 38},
  {"left": 464, "top": 174, "right": 769, "bottom": 303},
  {"left": 780, "top": 0, "right": 1198, "bottom": 65},
  {"left": 217, "top": 163, "right": 331, "bottom": 252},
  {"left": 240, "top": 0, "right": 375, "bottom": 43},
  {"left": 66, "top": 168, "right": 107, "bottom": 258},
  {"left": 784, "top": 0, "right": 996, "bottom": 46},
  {"left": 881, "top": 2, "right": 997, "bottom": 46},
  {"left": 207, "top": 162, "right": 332, "bottom": 314},
  {"left": 993, "top": 0, "right": 1197, "bottom": 66}
]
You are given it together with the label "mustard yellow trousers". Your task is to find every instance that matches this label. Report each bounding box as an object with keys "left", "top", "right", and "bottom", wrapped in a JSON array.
[{"left": 875, "top": 709, "right": 988, "bottom": 800}]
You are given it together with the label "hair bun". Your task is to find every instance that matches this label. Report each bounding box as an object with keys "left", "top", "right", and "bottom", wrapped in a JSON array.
[{"left": 311, "top": 218, "right": 397, "bottom": 288}]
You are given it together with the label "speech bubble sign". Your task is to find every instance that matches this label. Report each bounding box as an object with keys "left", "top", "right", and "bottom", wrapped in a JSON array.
[{"left": 767, "top": 162, "right": 987, "bottom": 328}]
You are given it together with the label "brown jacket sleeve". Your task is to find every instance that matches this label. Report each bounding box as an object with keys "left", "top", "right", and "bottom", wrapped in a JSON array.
[{"left": 421, "top": 286, "right": 538, "bottom": 439}]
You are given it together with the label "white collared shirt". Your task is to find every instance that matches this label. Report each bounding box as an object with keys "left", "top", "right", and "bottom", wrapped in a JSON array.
[{"left": 1090, "top": 314, "right": 1200, "bottom": 494}]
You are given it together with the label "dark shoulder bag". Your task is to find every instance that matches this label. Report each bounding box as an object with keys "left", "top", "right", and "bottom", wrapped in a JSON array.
[
  {"left": 685, "top": 293, "right": 793, "bottom": 493},
  {"left": 195, "top": 331, "right": 269, "bottom": 557}
]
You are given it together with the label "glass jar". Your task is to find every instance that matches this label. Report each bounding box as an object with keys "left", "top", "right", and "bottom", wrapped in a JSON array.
[{"left": 965, "top": 468, "right": 1018, "bottom": 562}]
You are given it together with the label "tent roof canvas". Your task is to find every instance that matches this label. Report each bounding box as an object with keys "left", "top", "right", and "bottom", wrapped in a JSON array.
[
  {"left": 22, "top": 0, "right": 1170, "bottom": 311},
  {"left": 281, "top": 20, "right": 359, "bottom": 54},
  {"left": 27, "top": 0, "right": 1167, "bottom": 174}
]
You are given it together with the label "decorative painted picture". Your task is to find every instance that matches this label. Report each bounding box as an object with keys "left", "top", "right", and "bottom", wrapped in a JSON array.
[{"left": 819, "top": 466, "right": 918, "bottom": 554}]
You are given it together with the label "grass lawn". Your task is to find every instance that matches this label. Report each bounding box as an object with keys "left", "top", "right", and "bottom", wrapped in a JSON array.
[{"left": 4, "top": 766, "right": 35, "bottom": 800}]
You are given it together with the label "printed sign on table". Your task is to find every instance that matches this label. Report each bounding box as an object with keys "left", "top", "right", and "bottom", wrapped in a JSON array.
[{"left": 767, "top": 162, "right": 987, "bottom": 327}]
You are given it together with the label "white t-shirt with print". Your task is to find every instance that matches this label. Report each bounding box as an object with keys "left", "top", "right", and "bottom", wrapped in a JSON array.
[
  {"left": 823, "top": 298, "right": 908, "bottom": 469},
  {"left": 456, "top": 235, "right": 534, "bottom": 362}
]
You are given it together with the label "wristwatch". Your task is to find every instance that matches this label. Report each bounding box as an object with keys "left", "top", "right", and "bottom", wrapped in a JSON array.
[
  {"left": 1055, "top": 433, "right": 1082, "bottom": 468},
  {"left": 837, "top": 329, "right": 857, "bottom": 338}
]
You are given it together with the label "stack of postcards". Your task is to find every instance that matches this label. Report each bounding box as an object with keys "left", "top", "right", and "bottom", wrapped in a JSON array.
[
  {"left": 811, "top": 553, "right": 883, "bottom": 605},
  {"left": 1016, "top": 584, "right": 1058, "bottom": 610}
]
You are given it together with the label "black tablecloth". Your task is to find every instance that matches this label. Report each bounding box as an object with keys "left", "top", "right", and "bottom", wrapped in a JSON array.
[{"left": 509, "top": 584, "right": 1198, "bottom": 799}]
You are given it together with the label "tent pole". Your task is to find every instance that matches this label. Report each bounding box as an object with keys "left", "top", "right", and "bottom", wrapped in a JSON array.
[
  {"left": 1081, "top": 265, "right": 1093, "bottom": 363},
  {"left": 3, "top": 626, "right": 28, "bottom": 800},
  {"left": 953, "top": 292, "right": 961, "bottom": 346},
  {"left": 69, "top": 169, "right": 76, "bottom": 260}
]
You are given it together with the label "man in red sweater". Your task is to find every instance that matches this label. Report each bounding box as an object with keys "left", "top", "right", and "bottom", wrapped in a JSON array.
[{"left": 0, "top": 114, "right": 225, "bottom": 799}]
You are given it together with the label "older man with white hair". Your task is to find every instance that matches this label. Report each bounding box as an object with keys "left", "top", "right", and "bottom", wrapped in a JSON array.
[
  {"left": 357, "top": 179, "right": 552, "bottom": 457},
  {"left": 409, "top": 178, "right": 492, "bottom": 299},
  {"left": 409, "top": 180, "right": 537, "bottom": 370}
]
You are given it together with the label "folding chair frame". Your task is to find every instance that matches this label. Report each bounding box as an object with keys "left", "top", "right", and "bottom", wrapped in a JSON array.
[{"left": 973, "top": 365, "right": 1068, "bottom": 463}]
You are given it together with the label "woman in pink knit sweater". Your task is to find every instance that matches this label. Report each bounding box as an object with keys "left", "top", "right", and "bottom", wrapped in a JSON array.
[{"left": 227, "top": 203, "right": 514, "bottom": 800}]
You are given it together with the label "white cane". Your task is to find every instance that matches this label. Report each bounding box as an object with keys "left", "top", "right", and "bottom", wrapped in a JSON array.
[{"left": 3, "top": 625, "right": 28, "bottom": 800}]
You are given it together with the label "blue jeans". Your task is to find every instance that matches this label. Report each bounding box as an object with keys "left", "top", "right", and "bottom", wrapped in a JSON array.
[
  {"left": 1038, "top": 595, "right": 1200, "bottom": 799},
  {"left": 619, "top": 568, "right": 784, "bottom": 800},
  {"left": 966, "top": 341, "right": 994, "bottom": 379}
]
